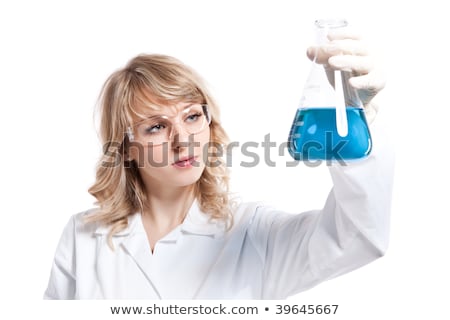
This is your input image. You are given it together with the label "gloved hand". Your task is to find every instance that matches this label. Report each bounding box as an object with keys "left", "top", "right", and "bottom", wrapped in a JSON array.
[{"left": 306, "top": 30, "right": 385, "bottom": 123}]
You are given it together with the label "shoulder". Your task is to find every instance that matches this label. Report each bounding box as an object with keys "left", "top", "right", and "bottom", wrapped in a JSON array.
[
  {"left": 232, "top": 201, "right": 316, "bottom": 237},
  {"left": 233, "top": 201, "right": 292, "bottom": 221},
  {"left": 58, "top": 209, "right": 100, "bottom": 241},
  {"left": 231, "top": 201, "right": 289, "bottom": 232},
  {"left": 231, "top": 201, "right": 263, "bottom": 225},
  {"left": 229, "top": 201, "right": 293, "bottom": 261}
]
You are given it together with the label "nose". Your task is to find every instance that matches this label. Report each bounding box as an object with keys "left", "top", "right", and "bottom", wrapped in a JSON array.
[{"left": 170, "top": 123, "right": 194, "bottom": 150}]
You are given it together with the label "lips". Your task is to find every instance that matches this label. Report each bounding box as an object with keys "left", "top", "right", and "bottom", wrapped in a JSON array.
[{"left": 172, "top": 156, "right": 198, "bottom": 168}]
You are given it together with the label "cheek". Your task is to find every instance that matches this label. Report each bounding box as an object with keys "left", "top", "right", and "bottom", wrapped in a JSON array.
[
  {"left": 129, "top": 143, "right": 171, "bottom": 167},
  {"left": 197, "top": 128, "right": 225, "bottom": 165},
  {"left": 195, "top": 128, "right": 212, "bottom": 157},
  {"left": 197, "top": 128, "right": 211, "bottom": 148}
]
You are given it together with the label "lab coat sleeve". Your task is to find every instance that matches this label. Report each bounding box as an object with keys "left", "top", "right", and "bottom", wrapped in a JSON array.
[
  {"left": 252, "top": 119, "right": 395, "bottom": 299},
  {"left": 43, "top": 215, "right": 77, "bottom": 299}
]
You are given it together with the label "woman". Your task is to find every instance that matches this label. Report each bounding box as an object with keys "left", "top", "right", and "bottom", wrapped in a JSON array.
[{"left": 44, "top": 32, "right": 394, "bottom": 299}]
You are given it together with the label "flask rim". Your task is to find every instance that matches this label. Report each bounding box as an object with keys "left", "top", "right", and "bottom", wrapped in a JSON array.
[{"left": 315, "top": 19, "right": 348, "bottom": 29}]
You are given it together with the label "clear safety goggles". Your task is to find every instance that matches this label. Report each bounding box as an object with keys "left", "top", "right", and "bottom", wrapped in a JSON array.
[{"left": 127, "top": 104, "right": 211, "bottom": 146}]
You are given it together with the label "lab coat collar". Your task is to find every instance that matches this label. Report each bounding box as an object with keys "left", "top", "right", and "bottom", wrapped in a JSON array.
[
  {"left": 180, "top": 200, "right": 227, "bottom": 238},
  {"left": 93, "top": 213, "right": 141, "bottom": 237},
  {"left": 93, "top": 199, "right": 226, "bottom": 238}
]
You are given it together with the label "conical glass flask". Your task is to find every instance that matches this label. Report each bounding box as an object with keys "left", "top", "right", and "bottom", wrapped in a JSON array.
[{"left": 288, "top": 19, "right": 372, "bottom": 161}]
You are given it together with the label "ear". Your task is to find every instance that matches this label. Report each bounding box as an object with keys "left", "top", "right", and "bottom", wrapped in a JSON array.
[
  {"left": 121, "top": 136, "right": 133, "bottom": 162},
  {"left": 123, "top": 147, "right": 137, "bottom": 169},
  {"left": 124, "top": 151, "right": 131, "bottom": 162},
  {"left": 124, "top": 141, "right": 140, "bottom": 163}
]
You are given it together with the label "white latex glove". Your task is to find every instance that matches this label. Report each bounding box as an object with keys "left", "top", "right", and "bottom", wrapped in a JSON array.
[{"left": 307, "top": 30, "right": 385, "bottom": 123}]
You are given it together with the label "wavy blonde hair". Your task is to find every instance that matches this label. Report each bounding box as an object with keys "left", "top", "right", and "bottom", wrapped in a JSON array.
[{"left": 86, "top": 54, "right": 233, "bottom": 247}]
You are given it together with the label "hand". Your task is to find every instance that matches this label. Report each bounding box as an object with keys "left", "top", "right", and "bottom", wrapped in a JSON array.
[{"left": 306, "top": 30, "right": 385, "bottom": 123}]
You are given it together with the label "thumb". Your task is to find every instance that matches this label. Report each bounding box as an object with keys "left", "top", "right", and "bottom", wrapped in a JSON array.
[{"left": 306, "top": 45, "right": 341, "bottom": 64}]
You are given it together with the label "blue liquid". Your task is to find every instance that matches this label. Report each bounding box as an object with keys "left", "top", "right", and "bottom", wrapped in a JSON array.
[{"left": 288, "top": 107, "right": 372, "bottom": 161}]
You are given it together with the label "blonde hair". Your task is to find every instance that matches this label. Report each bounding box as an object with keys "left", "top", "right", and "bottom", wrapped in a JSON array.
[{"left": 86, "top": 54, "right": 232, "bottom": 247}]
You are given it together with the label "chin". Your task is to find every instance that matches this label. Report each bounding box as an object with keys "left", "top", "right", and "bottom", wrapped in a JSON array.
[{"left": 169, "top": 168, "right": 204, "bottom": 188}]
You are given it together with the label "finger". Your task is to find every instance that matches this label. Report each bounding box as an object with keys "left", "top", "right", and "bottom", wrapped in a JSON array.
[
  {"left": 330, "top": 39, "right": 368, "bottom": 56},
  {"left": 306, "top": 45, "right": 340, "bottom": 64},
  {"left": 349, "top": 72, "right": 386, "bottom": 93},
  {"left": 328, "top": 55, "right": 374, "bottom": 73},
  {"left": 307, "top": 40, "right": 368, "bottom": 64}
]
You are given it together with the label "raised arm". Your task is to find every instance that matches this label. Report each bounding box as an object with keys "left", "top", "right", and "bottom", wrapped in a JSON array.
[{"left": 249, "top": 32, "right": 394, "bottom": 299}]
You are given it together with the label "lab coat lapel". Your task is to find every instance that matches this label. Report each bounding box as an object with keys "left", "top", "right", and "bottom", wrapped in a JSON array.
[
  {"left": 149, "top": 231, "right": 227, "bottom": 299},
  {"left": 145, "top": 201, "right": 228, "bottom": 299},
  {"left": 118, "top": 214, "right": 163, "bottom": 298},
  {"left": 104, "top": 201, "right": 229, "bottom": 299}
]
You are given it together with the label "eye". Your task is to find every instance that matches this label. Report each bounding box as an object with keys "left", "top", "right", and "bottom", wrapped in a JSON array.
[
  {"left": 144, "top": 123, "right": 166, "bottom": 134},
  {"left": 137, "top": 118, "right": 169, "bottom": 136},
  {"left": 185, "top": 112, "right": 202, "bottom": 123}
]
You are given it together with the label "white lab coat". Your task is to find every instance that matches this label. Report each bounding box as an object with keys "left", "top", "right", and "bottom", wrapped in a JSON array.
[{"left": 44, "top": 123, "right": 394, "bottom": 300}]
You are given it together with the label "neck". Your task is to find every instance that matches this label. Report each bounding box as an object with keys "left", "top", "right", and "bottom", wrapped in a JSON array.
[{"left": 142, "top": 184, "right": 197, "bottom": 230}]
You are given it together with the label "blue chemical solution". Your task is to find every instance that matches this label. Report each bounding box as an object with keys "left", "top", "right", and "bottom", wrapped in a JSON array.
[{"left": 288, "top": 107, "right": 372, "bottom": 161}]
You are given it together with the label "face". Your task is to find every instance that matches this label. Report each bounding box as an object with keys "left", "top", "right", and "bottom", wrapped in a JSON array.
[{"left": 127, "top": 101, "right": 211, "bottom": 191}]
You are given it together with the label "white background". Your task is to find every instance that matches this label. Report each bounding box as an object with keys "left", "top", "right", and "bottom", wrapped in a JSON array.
[{"left": 1, "top": 0, "right": 449, "bottom": 319}]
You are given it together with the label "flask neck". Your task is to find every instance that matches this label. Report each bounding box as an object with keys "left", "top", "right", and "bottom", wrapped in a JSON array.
[{"left": 314, "top": 19, "right": 348, "bottom": 45}]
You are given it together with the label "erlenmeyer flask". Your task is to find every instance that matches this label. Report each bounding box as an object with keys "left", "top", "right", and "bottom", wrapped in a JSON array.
[{"left": 288, "top": 19, "right": 372, "bottom": 161}]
